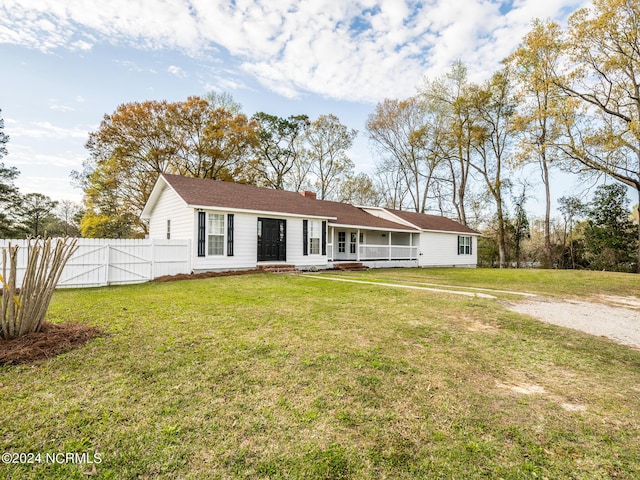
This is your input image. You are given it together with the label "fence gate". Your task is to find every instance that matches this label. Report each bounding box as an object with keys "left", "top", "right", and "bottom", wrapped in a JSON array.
[{"left": 0, "top": 238, "right": 191, "bottom": 289}]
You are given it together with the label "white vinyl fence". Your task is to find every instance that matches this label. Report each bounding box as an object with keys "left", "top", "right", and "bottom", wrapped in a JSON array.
[{"left": 0, "top": 239, "right": 192, "bottom": 289}]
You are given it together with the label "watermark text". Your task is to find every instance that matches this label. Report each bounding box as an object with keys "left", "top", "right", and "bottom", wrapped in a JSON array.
[{"left": 1, "top": 452, "right": 102, "bottom": 465}]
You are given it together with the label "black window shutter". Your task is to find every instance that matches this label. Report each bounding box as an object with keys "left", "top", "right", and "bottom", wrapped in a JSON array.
[
  {"left": 321, "top": 221, "right": 327, "bottom": 255},
  {"left": 198, "top": 212, "right": 206, "bottom": 257},
  {"left": 457, "top": 235, "right": 461, "bottom": 255},
  {"left": 469, "top": 237, "right": 473, "bottom": 255},
  {"left": 281, "top": 219, "right": 287, "bottom": 260},
  {"left": 302, "top": 220, "right": 308, "bottom": 256},
  {"left": 227, "top": 214, "right": 234, "bottom": 256}
]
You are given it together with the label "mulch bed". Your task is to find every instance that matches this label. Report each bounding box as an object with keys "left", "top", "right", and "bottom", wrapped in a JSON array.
[
  {"left": 153, "top": 268, "right": 266, "bottom": 282},
  {"left": 0, "top": 322, "right": 102, "bottom": 365}
]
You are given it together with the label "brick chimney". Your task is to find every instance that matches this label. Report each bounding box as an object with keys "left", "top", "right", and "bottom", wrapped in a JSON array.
[{"left": 299, "top": 190, "right": 317, "bottom": 200}]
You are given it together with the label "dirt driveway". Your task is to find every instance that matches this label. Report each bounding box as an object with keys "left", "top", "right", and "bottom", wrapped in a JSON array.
[
  {"left": 305, "top": 274, "right": 640, "bottom": 350},
  {"left": 504, "top": 296, "right": 640, "bottom": 350}
]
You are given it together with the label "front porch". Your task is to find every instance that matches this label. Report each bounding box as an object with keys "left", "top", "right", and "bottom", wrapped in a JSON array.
[{"left": 327, "top": 227, "right": 419, "bottom": 262}]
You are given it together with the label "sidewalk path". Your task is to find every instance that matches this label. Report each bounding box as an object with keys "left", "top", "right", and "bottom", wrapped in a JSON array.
[{"left": 303, "top": 275, "right": 497, "bottom": 299}]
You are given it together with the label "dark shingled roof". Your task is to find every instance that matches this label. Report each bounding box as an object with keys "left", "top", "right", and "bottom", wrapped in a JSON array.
[
  {"left": 163, "top": 174, "right": 329, "bottom": 217},
  {"left": 162, "top": 174, "right": 416, "bottom": 231},
  {"left": 387, "top": 208, "right": 480, "bottom": 234},
  {"left": 160, "top": 174, "right": 474, "bottom": 233}
]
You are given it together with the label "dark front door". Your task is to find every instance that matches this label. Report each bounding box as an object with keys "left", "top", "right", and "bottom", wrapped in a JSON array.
[{"left": 257, "top": 218, "right": 286, "bottom": 262}]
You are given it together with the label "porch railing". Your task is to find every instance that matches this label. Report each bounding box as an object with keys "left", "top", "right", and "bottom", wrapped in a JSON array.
[
  {"left": 327, "top": 244, "right": 418, "bottom": 261},
  {"left": 360, "top": 245, "right": 418, "bottom": 260}
]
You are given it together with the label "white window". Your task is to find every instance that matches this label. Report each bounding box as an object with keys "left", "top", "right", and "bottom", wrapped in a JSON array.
[
  {"left": 458, "top": 236, "right": 472, "bottom": 255},
  {"left": 338, "top": 232, "right": 346, "bottom": 253},
  {"left": 309, "top": 221, "right": 321, "bottom": 255},
  {"left": 208, "top": 213, "right": 225, "bottom": 256},
  {"left": 166, "top": 219, "right": 171, "bottom": 240},
  {"left": 350, "top": 232, "right": 357, "bottom": 254}
]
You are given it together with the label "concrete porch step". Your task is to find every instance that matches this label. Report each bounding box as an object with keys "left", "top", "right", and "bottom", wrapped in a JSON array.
[
  {"left": 333, "top": 262, "right": 367, "bottom": 271},
  {"left": 257, "top": 264, "right": 301, "bottom": 274}
]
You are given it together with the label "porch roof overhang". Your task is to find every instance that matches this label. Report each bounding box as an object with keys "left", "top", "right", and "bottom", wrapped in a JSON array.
[
  {"left": 422, "top": 228, "right": 483, "bottom": 236},
  {"left": 327, "top": 222, "right": 418, "bottom": 233}
]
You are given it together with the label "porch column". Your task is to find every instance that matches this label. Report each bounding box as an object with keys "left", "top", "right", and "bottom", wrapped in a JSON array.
[
  {"left": 388, "top": 231, "right": 392, "bottom": 260},
  {"left": 409, "top": 233, "right": 414, "bottom": 260},
  {"left": 329, "top": 227, "right": 334, "bottom": 261},
  {"left": 356, "top": 229, "right": 360, "bottom": 261}
]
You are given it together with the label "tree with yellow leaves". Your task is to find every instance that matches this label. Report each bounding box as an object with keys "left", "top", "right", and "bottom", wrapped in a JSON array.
[
  {"left": 506, "top": 19, "right": 572, "bottom": 268},
  {"left": 554, "top": 0, "right": 640, "bottom": 272},
  {"left": 76, "top": 95, "right": 258, "bottom": 237}
]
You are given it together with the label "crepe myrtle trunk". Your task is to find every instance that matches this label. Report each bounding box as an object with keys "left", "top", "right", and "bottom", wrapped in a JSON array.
[{"left": 0, "top": 238, "right": 78, "bottom": 339}]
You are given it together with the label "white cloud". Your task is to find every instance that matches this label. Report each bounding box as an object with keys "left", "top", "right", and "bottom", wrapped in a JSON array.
[
  {"left": 11, "top": 121, "right": 90, "bottom": 140},
  {"left": 168, "top": 65, "right": 187, "bottom": 78},
  {"left": 11, "top": 151, "right": 81, "bottom": 168},
  {"left": 112, "top": 60, "right": 158, "bottom": 76},
  {"left": 15, "top": 174, "right": 84, "bottom": 202},
  {"left": 0, "top": 0, "right": 593, "bottom": 102},
  {"left": 6, "top": 141, "right": 84, "bottom": 168},
  {"left": 71, "top": 39, "right": 93, "bottom": 51},
  {"left": 50, "top": 104, "right": 74, "bottom": 112},
  {"left": 202, "top": 72, "right": 250, "bottom": 94}
]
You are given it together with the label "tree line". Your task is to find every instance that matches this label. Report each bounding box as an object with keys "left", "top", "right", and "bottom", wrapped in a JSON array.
[
  {"left": 1, "top": 0, "right": 638, "bottom": 272},
  {"left": 70, "top": 92, "right": 379, "bottom": 238},
  {"left": 367, "top": 0, "right": 639, "bottom": 272},
  {"left": 478, "top": 183, "right": 638, "bottom": 272}
]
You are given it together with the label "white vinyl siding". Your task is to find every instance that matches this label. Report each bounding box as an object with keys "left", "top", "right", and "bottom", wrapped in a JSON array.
[
  {"left": 146, "top": 185, "right": 193, "bottom": 241},
  {"left": 418, "top": 232, "right": 477, "bottom": 267},
  {"left": 193, "top": 212, "right": 256, "bottom": 271},
  {"left": 190, "top": 213, "right": 329, "bottom": 272},
  {"left": 286, "top": 218, "right": 326, "bottom": 267}
]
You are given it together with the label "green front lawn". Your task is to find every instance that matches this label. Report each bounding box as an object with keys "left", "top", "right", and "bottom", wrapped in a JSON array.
[{"left": 1, "top": 269, "right": 639, "bottom": 479}]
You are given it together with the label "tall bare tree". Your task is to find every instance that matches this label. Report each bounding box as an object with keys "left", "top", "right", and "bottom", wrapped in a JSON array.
[
  {"left": 468, "top": 70, "right": 518, "bottom": 268},
  {"left": 423, "top": 61, "right": 476, "bottom": 225},
  {"left": 367, "top": 97, "right": 446, "bottom": 212},
  {"left": 302, "top": 114, "right": 357, "bottom": 200}
]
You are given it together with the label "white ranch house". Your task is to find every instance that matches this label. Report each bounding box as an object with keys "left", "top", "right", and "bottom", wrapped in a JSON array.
[{"left": 141, "top": 174, "right": 479, "bottom": 272}]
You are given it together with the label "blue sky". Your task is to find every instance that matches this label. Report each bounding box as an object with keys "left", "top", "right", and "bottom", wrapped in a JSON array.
[{"left": 1, "top": 0, "right": 590, "bottom": 215}]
